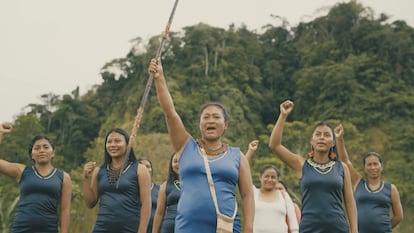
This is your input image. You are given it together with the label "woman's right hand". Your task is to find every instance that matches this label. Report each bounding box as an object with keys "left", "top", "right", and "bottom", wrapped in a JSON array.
[
  {"left": 83, "top": 161, "right": 96, "bottom": 179},
  {"left": 148, "top": 57, "right": 163, "bottom": 80},
  {"left": 0, "top": 122, "right": 13, "bottom": 134},
  {"left": 334, "top": 124, "right": 344, "bottom": 140},
  {"left": 248, "top": 140, "right": 259, "bottom": 152},
  {"left": 280, "top": 100, "right": 294, "bottom": 116},
  {"left": 0, "top": 122, "right": 13, "bottom": 143}
]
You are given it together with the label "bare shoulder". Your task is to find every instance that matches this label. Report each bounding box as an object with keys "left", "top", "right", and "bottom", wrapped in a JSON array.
[
  {"left": 391, "top": 183, "right": 400, "bottom": 193},
  {"left": 137, "top": 163, "right": 149, "bottom": 175},
  {"left": 63, "top": 171, "right": 72, "bottom": 182}
]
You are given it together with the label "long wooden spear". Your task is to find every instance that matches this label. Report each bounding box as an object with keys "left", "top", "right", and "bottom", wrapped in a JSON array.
[{"left": 117, "top": 0, "right": 179, "bottom": 188}]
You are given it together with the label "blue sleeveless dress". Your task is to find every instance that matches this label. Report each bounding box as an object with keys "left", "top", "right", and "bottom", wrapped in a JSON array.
[
  {"left": 93, "top": 161, "right": 142, "bottom": 233},
  {"left": 355, "top": 179, "right": 392, "bottom": 233},
  {"left": 160, "top": 180, "right": 181, "bottom": 233},
  {"left": 12, "top": 166, "right": 63, "bottom": 233},
  {"left": 147, "top": 183, "right": 160, "bottom": 233},
  {"left": 299, "top": 159, "right": 349, "bottom": 233},
  {"left": 175, "top": 138, "right": 241, "bottom": 233}
]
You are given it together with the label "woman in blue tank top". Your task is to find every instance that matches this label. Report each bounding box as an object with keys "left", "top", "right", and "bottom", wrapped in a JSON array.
[
  {"left": 268, "top": 100, "right": 358, "bottom": 233},
  {"left": 82, "top": 128, "right": 151, "bottom": 233},
  {"left": 152, "top": 153, "right": 180, "bottom": 233},
  {"left": 335, "top": 124, "right": 404, "bottom": 232},
  {"left": 149, "top": 58, "right": 254, "bottom": 233},
  {"left": 0, "top": 123, "right": 72, "bottom": 233},
  {"left": 138, "top": 158, "right": 160, "bottom": 233}
]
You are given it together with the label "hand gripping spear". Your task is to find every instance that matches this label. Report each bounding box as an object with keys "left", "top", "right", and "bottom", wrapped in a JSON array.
[{"left": 116, "top": 0, "right": 179, "bottom": 188}]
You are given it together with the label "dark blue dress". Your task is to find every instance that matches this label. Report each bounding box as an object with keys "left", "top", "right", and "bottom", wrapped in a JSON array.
[
  {"left": 299, "top": 159, "right": 349, "bottom": 233},
  {"left": 93, "top": 161, "right": 142, "bottom": 233},
  {"left": 175, "top": 138, "right": 241, "bottom": 233},
  {"left": 12, "top": 166, "right": 63, "bottom": 233},
  {"left": 160, "top": 180, "right": 181, "bottom": 233},
  {"left": 148, "top": 183, "right": 160, "bottom": 233},
  {"left": 355, "top": 179, "right": 392, "bottom": 233}
]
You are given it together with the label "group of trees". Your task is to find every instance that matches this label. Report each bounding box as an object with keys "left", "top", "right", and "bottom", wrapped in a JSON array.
[{"left": 0, "top": 2, "right": 413, "bottom": 232}]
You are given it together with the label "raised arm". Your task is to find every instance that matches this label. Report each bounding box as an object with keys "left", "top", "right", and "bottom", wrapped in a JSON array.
[
  {"left": 244, "top": 140, "right": 259, "bottom": 163},
  {"left": 149, "top": 58, "right": 190, "bottom": 154},
  {"left": 268, "top": 100, "right": 304, "bottom": 177},
  {"left": 0, "top": 122, "right": 25, "bottom": 180},
  {"left": 334, "top": 124, "right": 361, "bottom": 188}
]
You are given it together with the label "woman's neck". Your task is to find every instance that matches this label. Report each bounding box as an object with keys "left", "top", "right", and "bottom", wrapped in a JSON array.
[
  {"left": 198, "top": 138, "right": 227, "bottom": 156},
  {"left": 259, "top": 187, "right": 277, "bottom": 201},
  {"left": 367, "top": 176, "right": 381, "bottom": 183},
  {"left": 111, "top": 158, "right": 125, "bottom": 169},
  {"left": 201, "top": 138, "right": 222, "bottom": 150},
  {"left": 312, "top": 152, "right": 330, "bottom": 163},
  {"left": 34, "top": 164, "right": 53, "bottom": 176}
]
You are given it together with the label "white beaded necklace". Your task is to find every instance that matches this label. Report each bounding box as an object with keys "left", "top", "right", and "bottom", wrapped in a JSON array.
[{"left": 307, "top": 158, "right": 335, "bottom": 175}]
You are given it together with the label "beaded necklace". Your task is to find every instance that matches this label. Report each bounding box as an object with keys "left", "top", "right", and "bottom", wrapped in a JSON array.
[
  {"left": 364, "top": 180, "right": 384, "bottom": 193},
  {"left": 196, "top": 139, "right": 228, "bottom": 156},
  {"left": 107, "top": 163, "right": 132, "bottom": 184},
  {"left": 307, "top": 158, "right": 335, "bottom": 175}
]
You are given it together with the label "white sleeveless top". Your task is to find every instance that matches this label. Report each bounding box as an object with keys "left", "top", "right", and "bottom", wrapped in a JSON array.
[{"left": 252, "top": 185, "right": 299, "bottom": 233}]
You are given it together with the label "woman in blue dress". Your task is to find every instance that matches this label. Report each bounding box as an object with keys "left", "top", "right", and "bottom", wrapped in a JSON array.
[
  {"left": 138, "top": 158, "right": 160, "bottom": 233},
  {"left": 335, "top": 124, "right": 403, "bottom": 233},
  {"left": 0, "top": 122, "right": 72, "bottom": 233},
  {"left": 268, "top": 100, "right": 358, "bottom": 233},
  {"left": 149, "top": 58, "right": 254, "bottom": 233},
  {"left": 152, "top": 153, "right": 180, "bottom": 233},
  {"left": 82, "top": 128, "right": 151, "bottom": 233}
]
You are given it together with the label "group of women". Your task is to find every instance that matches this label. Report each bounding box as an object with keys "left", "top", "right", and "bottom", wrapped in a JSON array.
[
  {"left": 268, "top": 100, "right": 404, "bottom": 233},
  {"left": 0, "top": 57, "right": 404, "bottom": 233}
]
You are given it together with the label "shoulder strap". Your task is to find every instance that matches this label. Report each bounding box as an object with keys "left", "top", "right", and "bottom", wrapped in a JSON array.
[
  {"left": 280, "top": 190, "right": 291, "bottom": 232},
  {"left": 201, "top": 147, "right": 237, "bottom": 218}
]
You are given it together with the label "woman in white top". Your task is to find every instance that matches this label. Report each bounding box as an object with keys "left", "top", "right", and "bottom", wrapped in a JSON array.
[{"left": 246, "top": 140, "right": 298, "bottom": 233}]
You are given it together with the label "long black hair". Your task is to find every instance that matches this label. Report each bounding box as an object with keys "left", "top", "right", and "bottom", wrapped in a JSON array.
[
  {"left": 103, "top": 128, "right": 136, "bottom": 166},
  {"left": 167, "top": 153, "right": 179, "bottom": 182}
]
